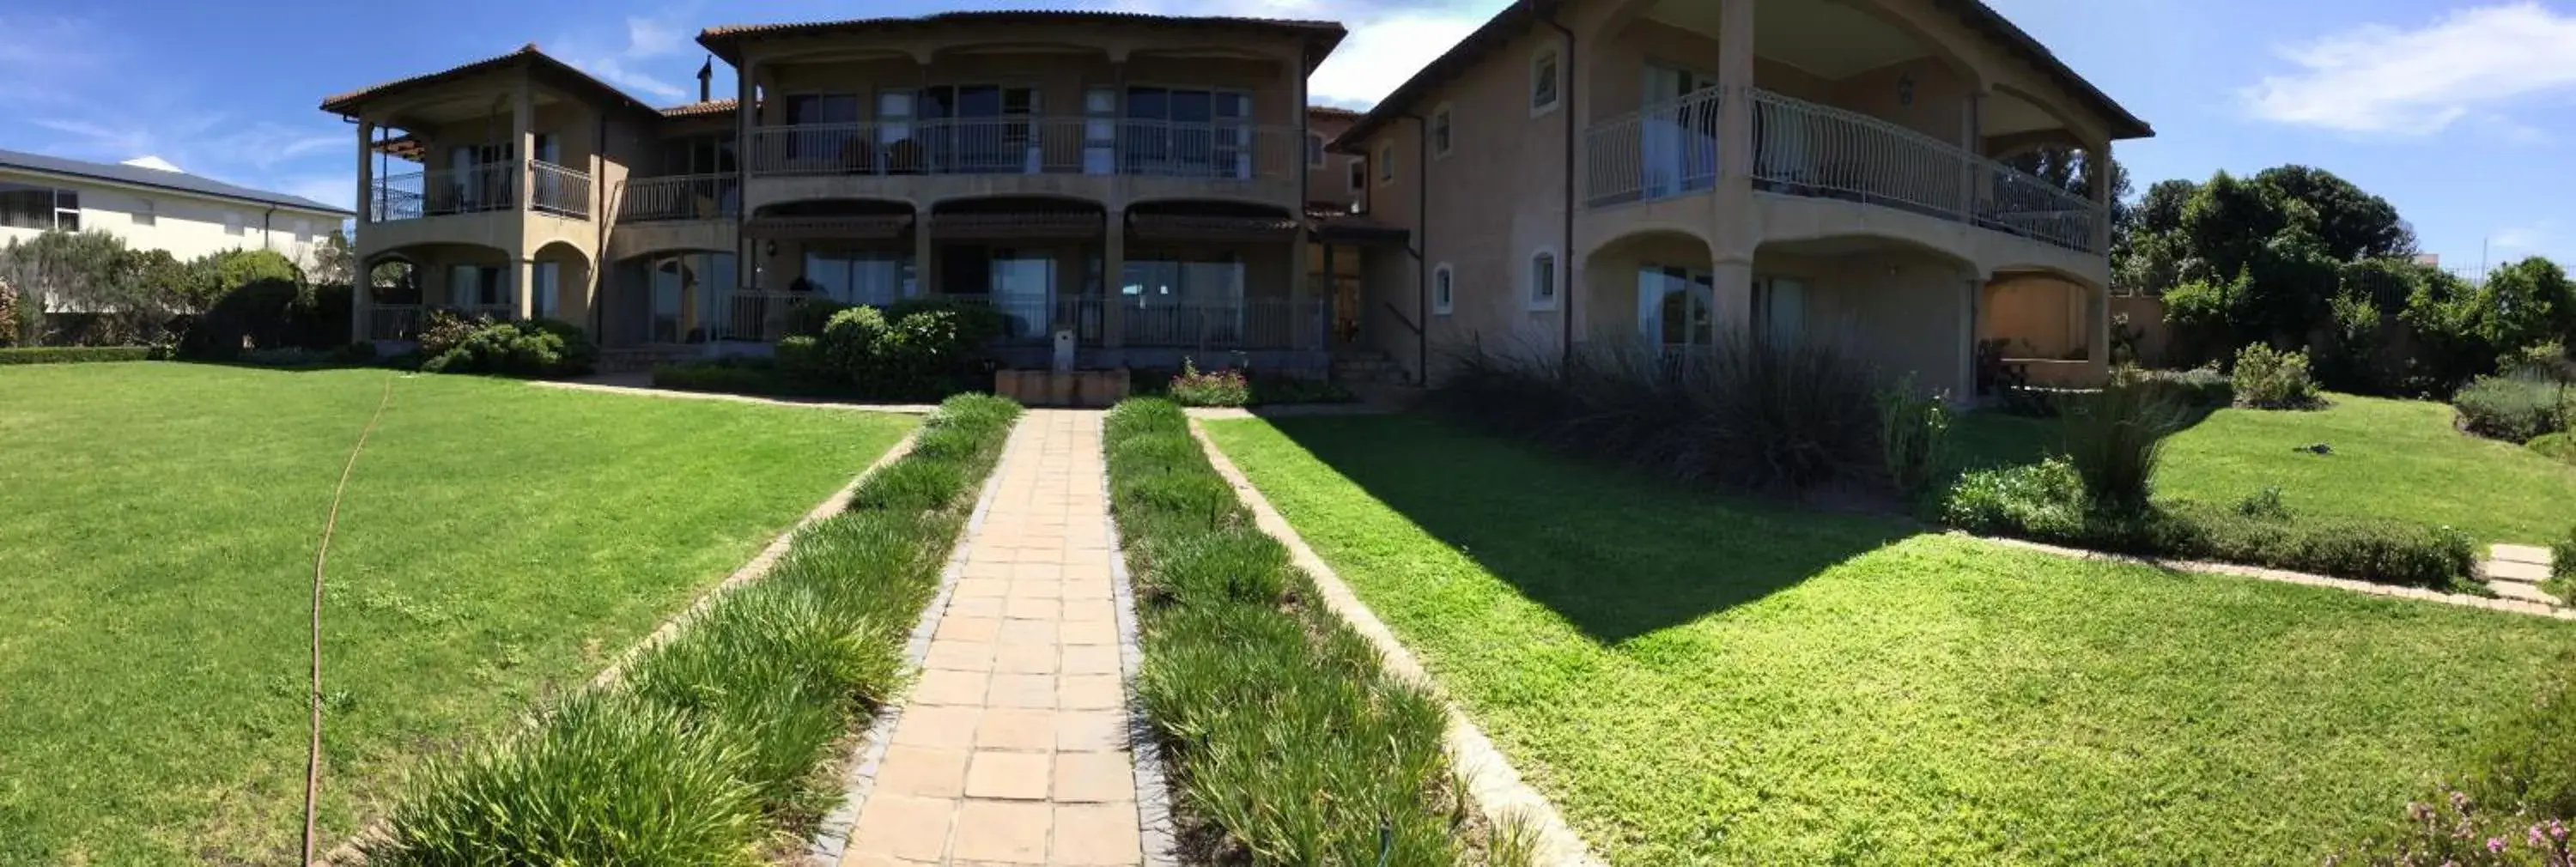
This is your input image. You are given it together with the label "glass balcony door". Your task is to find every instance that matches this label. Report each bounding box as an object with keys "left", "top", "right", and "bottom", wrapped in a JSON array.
[{"left": 1640, "top": 64, "right": 1720, "bottom": 199}]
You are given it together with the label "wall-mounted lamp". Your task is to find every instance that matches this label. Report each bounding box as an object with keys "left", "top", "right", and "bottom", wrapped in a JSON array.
[
  {"left": 1897, "top": 75, "right": 1916, "bottom": 106},
  {"left": 764, "top": 239, "right": 778, "bottom": 258}
]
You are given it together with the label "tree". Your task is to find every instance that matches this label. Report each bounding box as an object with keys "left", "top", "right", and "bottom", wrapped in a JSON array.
[
  {"left": 0, "top": 230, "right": 186, "bottom": 345},
  {"left": 2251, "top": 165, "right": 2415, "bottom": 261},
  {"left": 307, "top": 229, "right": 355, "bottom": 287},
  {"left": 2001, "top": 146, "right": 2135, "bottom": 248},
  {"left": 2473, "top": 257, "right": 2576, "bottom": 357}
]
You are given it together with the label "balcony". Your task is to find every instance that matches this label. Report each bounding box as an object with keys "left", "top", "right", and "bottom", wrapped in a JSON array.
[
  {"left": 371, "top": 160, "right": 594, "bottom": 222},
  {"left": 750, "top": 118, "right": 1297, "bottom": 180},
  {"left": 1582, "top": 88, "right": 2102, "bottom": 255},
  {"left": 618, "top": 173, "right": 741, "bottom": 222}
]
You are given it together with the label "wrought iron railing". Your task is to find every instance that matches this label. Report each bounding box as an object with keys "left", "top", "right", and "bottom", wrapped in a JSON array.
[
  {"left": 618, "top": 173, "right": 740, "bottom": 222},
  {"left": 368, "top": 305, "right": 422, "bottom": 341},
  {"left": 1580, "top": 88, "right": 2105, "bottom": 253},
  {"left": 1583, "top": 88, "right": 1722, "bottom": 207},
  {"left": 528, "top": 161, "right": 592, "bottom": 219},
  {"left": 1114, "top": 297, "right": 1330, "bottom": 350},
  {"left": 747, "top": 118, "right": 1297, "bottom": 182}
]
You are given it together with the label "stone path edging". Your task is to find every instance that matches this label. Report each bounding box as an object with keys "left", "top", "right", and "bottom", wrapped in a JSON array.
[
  {"left": 1099, "top": 436, "right": 1182, "bottom": 867},
  {"left": 532, "top": 379, "right": 939, "bottom": 414},
  {"left": 806, "top": 416, "right": 1024, "bottom": 864},
  {"left": 1184, "top": 419, "right": 1606, "bottom": 867},
  {"left": 1972, "top": 533, "right": 2576, "bottom": 621}
]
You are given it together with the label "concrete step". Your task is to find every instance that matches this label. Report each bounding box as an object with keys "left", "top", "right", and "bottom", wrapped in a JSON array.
[
  {"left": 2494, "top": 579, "right": 2561, "bottom": 605},
  {"left": 2483, "top": 559, "right": 2554, "bottom": 583},
  {"left": 2492, "top": 543, "right": 2555, "bottom": 565}
]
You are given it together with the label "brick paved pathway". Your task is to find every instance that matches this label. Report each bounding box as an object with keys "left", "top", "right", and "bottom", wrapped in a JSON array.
[{"left": 842, "top": 409, "right": 1144, "bottom": 867}]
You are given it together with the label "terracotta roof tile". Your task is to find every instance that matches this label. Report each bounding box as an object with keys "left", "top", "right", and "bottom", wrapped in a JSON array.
[
  {"left": 660, "top": 99, "right": 739, "bottom": 118},
  {"left": 319, "top": 44, "right": 659, "bottom": 118}
]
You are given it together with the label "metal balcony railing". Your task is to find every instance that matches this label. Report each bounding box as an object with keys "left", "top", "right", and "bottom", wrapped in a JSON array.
[
  {"left": 618, "top": 173, "right": 740, "bottom": 222},
  {"left": 747, "top": 118, "right": 1297, "bottom": 182},
  {"left": 370, "top": 161, "right": 594, "bottom": 221},
  {"left": 1580, "top": 87, "right": 2105, "bottom": 254},
  {"left": 528, "top": 161, "right": 591, "bottom": 219}
]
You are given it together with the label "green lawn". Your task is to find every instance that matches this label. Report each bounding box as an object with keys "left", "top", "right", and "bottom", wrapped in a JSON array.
[
  {"left": 0, "top": 363, "right": 914, "bottom": 865},
  {"left": 1205, "top": 415, "right": 2576, "bottom": 866},
  {"left": 1958, "top": 393, "right": 2576, "bottom": 544}
]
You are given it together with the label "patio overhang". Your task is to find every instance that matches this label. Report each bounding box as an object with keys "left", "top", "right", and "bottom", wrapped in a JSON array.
[
  {"left": 1127, "top": 213, "right": 1301, "bottom": 243},
  {"left": 743, "top": 214, "right": 914, "bottom": 240},
  {"left": 931, "top": 210, "right": 1104, "bottom": 240}
]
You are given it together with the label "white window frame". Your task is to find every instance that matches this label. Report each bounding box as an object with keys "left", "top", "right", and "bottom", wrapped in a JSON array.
[
  {"left": 1530, "top": 47, "right": 1562, "bottom": 117},
  {"left": 1376, "top": 141, "right": 1395, "bottom": 186},
  {"left": 1526, "top": 247, "right": 1560, "bottom": 311},
  {"left": 1432, "top": 263, "right": 1455, "bottom": 315},
  {"left": 1307, "top": 132, "right": 1326, "bottom": 168},
  {"left": 132, "top": 199, "right": 155, "bottom": 227},
  {"left": 1431, "top": 103, "right": 1454, "bottom": 158},
  {"left": 223, "top": 211, "right": 244, "bottom": 237}
]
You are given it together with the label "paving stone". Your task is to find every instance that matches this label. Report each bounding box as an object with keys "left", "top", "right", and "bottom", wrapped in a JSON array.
[
  {"left": 987, "top": 673, "right": 1058, "bottom": 709},
  {"left": 953, "top": 799, "right": 1051, "bottom": 864},
  {"left": 2494, "top": 543, "right": 2555, "bottom": 564},
  {"left": 1058, "top": 674, "right": 1123, "bottom": 710},
  {"left": 976, "top": 708, "right": 1057, "bottom": 751},
  {"left": 914, "top": 668, "right": 990, "bottom": 706},
  {"left": 939, "top": 615, "right": 1003, "bottom": 643},
  {"left": 993, "top": 644, "right": 1061, "bottom": 675},
  {"left": 2486, "top": 559, "right": 2553, "bottom": 582},
  {"left": 967, "top": 749, "right": 1054, "bottom": 800},
  {"left": 846, "top": 794, "right": 955, "bottom": 862},
  {"left": 875, "top": 746, "right": 971, "bottom": 799},
  {"left": 891, "top": 706, "right": 981, "bottom": 749},
  {"left": 1049, "top": 802, "right": 1144, "bottom": 865},
  {"left": 1052, "top": 751, "right": 1136, "bottom": 803}
]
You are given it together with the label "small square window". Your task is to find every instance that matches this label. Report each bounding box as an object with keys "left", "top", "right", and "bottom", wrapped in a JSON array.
[
  {"left": 224, "top": 211, "right": 244, "bottom": 236},
  {"left": 1348, "top": 160, "right": 1365, "bottom": 194},
  {"left": 1377, "top": 142, "right": 1395, "bottom": 184},
  {"left": 1531, "top": 48, "right": 1561, "bottom": 115},
  {"left": 1307, "top": 133, "right": 1326, "bottom": 168},
  {"left": 1433, "top": 264, "right": 1455, "bottom": 315},
  {"left": 1431, "top": 105, "right": 1453, "bottom": 157},
  {"left": 1528, "top": 251, "right": 1558, "bottom": 310}
]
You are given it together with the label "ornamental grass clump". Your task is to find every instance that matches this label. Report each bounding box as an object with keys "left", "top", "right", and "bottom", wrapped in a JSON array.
[
  {"left": 1103, "top": 398, "right": 1467, "bottom": 864},
  {"left": 2060, "top": 371, "right": 2190, "bottom": 515}
]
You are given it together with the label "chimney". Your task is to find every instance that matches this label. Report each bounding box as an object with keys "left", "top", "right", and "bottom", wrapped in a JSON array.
[{"left": 696, "top": 56, "right": 713, "bottom": 104}]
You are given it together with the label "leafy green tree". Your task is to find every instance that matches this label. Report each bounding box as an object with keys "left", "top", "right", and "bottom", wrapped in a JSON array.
[
  {"left": 2474, "top": 257, "right": 2576, "bottom": 357},
  {"left": 2251, "top": 165, "right": 2415, "bottom": 261}
]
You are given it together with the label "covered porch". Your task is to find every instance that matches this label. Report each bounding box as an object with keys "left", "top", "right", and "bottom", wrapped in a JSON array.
[{"left": 360, "top": 241, "right": 593, "bottom": 342}]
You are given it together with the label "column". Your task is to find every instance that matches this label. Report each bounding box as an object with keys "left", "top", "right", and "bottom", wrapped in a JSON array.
[
  {"left": 1961, "top": 277, "right": 1984, "bottom": 397},
  {"left": 2088, "top": 139, "right": 2114, "bottom": 254},
  {"left": 914, "top": 209, "right": 936, "bottom": 297},
  {"left": 1958, "top": 92, "right": 1983, "bottom": 218},
  {"left": 737, "top": 57, "right": 759, "bottom": 297},
  {"left": 1321, "top": 243, "right": 1338, "bottom": 347},
  {"left": 1101, "top": 210, "right": 1125, "bottom": 349},
  {"left": 1710, "top": 260, "right": 1754, "bottom": 336},
  {"left": 1288, "top": 232, "right": 1311, "bottom": 349},
  {"left": 1710, "top": 0, "right": 1759, "bottom": 266},
  {"left": 2087, "top": 282, "right": 2111, "bottom": 375},
  {"left": 353, "top": 121, "right": 375, "bottom": 342},
  {"left": 517, "top": 258, "right": 538, "bottom": 320},
  {"left": 514, "top": 75, "right": 536, "bottom": 211}
]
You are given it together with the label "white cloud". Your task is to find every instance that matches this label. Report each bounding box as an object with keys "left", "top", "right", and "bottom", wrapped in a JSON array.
[
  {"left": 568, "top": 56, "right": 687, "bottom": 100},
  {"left": 2243, "top": 2, "right": 2576, "bottom": 134},
  {"left": 558, "top": 7, "right": 703, "bottom": 104},
  {"left": 1111, "top": 0, "right": 1500, "bottom": 108}
]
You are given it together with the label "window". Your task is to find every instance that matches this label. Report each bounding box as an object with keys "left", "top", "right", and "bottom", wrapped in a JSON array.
[
  {"left": 289, "top": 219, "right": 308, "bottom": 244},
  {"left": 1377, "top": 142, "right": 1395, "bottom": 185},
  {"left": 1347, "top": 160, "right": 1365, "bottom": 195},
  {"left": 532, "top": 261, "right": 560, "bottom": 319},
  {"left": 800, "top": 250, "right": 915, "bottom": 306},
  {"left": 1528, "top": 250, "right": 1558, "bottom": 310},
  {"left": 1432, "top": 264, "right": 1455, "bottom": 315},
  {"left": 0, "top": 183, "right": 78, "bottom": 230},
  {"left": 1124, "top": 86, "right": 1253, "bottom": 179},
  {"left": 132, "top": 200, "right": 155, "bottom": 227},
  {"left": 1530, "top": 48, "right": 1561, "bottom": 115},
  {"left": 1307, "top": 132, "right": 1326, "bottom": 168},
  {"left": 450, "top": 264, "right": 507, "bottom": 309},
  {"left": 223, "top": 211, "right": 244, "bottom": 236},
  {"left": 1754, "top": 276, "right": 1807, "bottom": 342},
  {"left": 1431, "top": 104, "right": 1453, "bottom": 157}
]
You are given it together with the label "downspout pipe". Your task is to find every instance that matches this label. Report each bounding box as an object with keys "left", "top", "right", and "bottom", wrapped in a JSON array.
[
  {"left": 1404, "top": 112, "right": 1430, "bottom": 383},
  {"left": 1539, "top": 4, "right": 1577, "bottom": 364}
]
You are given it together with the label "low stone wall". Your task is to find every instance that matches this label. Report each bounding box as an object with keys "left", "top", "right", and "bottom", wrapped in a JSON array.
[{"left": 994, "top": 368, "right": 1131, "bottom": 408}]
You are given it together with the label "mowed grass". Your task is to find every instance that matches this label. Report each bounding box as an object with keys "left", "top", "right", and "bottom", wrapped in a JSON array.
[
  {"left": 1203, "top": 415, "right": 2576, "bottom": 865},
  {"left": 1957, "top": 393, "right": 2576, "bottom": 544},
  {"left": 0, "top": 363, "right": 914, "bottom": 865}
]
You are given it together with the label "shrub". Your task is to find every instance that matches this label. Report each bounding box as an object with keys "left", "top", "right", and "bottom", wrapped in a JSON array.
[
  {"left": 774, "top": 335, "right": 829, "bottom": 382},
  {"left": 0, "top": 284, "right": 17, "bottom": 348},
  {"left": 1938, "top": 472, "right": 2476, "bottom": 588},
  {"left": 804, "top": 303, "right": 994, "bottom": 400},
  {"left": 1431, "top": 337, "right": 1880, "bottom": 494},
  {"left": 2342, "top": 667, "right": 2576, "bottom": 865},
  {"left": 1876, "top": 374, "right": 1952, "bottom": 501},
  {"left": 1103, "top": 398, "right": 1463, "bottom": 864},
  {"left": 2234, "top": 485, "right": 2292, "bottom": 520},
  {"left": 2549, "top": 526, "right": 2576, "bottom": 606},
  {"left": 2060, "top": 373, "right": 2190, "bottom": 514},
  {"left": 418, "top": 316, "right": 596, "bottom": 379},
  {"left": 2531, "top": 434, "right": 2576, "bottom": 465},
  {"left": 1168, "top": 357, "right": 1251, "bottom": 408},
  {"left": 2229, "top": 343, "right": 2323, "bottom": 409},
  {"left": 0, "top": 346, "right": 151, "bottom": 365},
  {"left": 778, "top": 298, "right": 850, "bottom": 339},
  {"left": 2456, "top": 371, "right": 2574, "bottom": 443}
]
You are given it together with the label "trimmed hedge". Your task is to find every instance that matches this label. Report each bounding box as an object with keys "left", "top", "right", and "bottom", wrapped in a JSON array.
[
  {"left": 365, "top": 395, "right": 1021, "bottom": 865},
  {"left": 1942, "top": 460, "right": 2479, "bottom": 590},
  {"left": 0, "top": 346, "right": 154, "bottom": 365},
  {"left": 1103, "top": 398, "right": 1467, "bottom": 864}
]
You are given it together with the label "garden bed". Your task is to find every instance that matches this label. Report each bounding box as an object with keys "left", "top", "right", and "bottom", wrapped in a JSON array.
[{"left": 1101, "top": 399, "right": 1485, "bottom": 864}]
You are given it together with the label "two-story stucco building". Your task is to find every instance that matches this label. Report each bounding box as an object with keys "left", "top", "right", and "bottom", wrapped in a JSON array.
[
  {"left": 326, "top": 3, "right": 2143, "bottom": 393},
  {"left": 1329, "top": 0, "right": 2150, "bottom": 394},
  {"left": 0, "top": 148, "right": 351, "bottom": 267},
  {"left": 328, "top": 13, "right": 1349, "bottom": 372}
]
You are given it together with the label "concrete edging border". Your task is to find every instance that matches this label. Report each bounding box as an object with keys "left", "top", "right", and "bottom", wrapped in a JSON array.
[
  {"left": 1100, "top": 431, "right": 1184, "bottom": 867},
  {"left": 805, "top": 415, "right": 1028, "bottom": 864},
  {"left": 1971, "top": 533, "right": 2576, "bottom": 621},
  {"left": 1184, "top": 418, "right": 1606, "bottom": 867}
]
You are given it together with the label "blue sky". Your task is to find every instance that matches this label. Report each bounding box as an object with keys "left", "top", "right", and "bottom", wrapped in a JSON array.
[{"left": 3, "top": 0, "right": 2569, "bottom": 269}]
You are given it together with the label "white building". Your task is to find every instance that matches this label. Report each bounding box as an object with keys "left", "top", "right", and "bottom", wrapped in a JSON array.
[{"left": 0, "top": 148, "right": 352, "bottom": 265}]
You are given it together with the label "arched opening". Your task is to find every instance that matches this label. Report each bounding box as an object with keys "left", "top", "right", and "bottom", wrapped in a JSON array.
[
  {"left": 361, "top": 242, "right": 513, "bottom": 340},
  {"left": 528, "top": 240, "right": 592, "bottom": 325},
  {"left": 1980, "top": 265, "right": 2109, "bottom": 390},
  {"left": 1582, "top": 229, "right": 1716, "bottom": 348},
  {"left": 1755, "top": 233, "right": 1984, "bottom": 396}
]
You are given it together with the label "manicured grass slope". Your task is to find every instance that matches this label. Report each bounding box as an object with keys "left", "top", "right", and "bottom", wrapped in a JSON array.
[
  {"left": 1958, "top": 393, "right": 2576, "bottom": 544},
  {"left": 0, "top": 364, "right": 914, "bottom": 865},
  {"left": 1205, "top": 415, "right": 2576, "bottom": 866}
]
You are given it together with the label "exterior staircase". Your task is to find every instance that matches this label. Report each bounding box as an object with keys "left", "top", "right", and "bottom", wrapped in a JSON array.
[{"left": 1330, "top": 349, "right": 1411, "bottom": 385}]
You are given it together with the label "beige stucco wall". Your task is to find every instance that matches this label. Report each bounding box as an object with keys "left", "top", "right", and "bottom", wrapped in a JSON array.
[
  {"left": 1762, "top": 246, "right": 1977, "bottom": 396},
  {"left": 1305, "top": 111, "right": 1363, "bottom": 209}
]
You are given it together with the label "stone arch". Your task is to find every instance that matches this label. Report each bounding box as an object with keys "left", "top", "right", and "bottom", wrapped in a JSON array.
[{"left": 1580, "top": 227, "right": 1716, "bottom": 345}]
